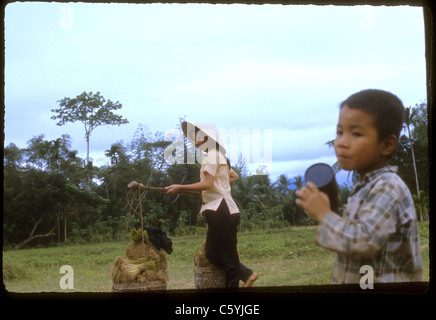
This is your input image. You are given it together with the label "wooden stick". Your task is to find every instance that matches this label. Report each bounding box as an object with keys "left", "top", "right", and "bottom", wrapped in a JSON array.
[{"left": 127, "top": 181, "right": 202, "bottom": 197}]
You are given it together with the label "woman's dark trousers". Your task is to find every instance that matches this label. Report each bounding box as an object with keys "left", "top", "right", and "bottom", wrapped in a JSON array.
[{"left": 204, "top": 200, "right": 252, "bottom": 288}]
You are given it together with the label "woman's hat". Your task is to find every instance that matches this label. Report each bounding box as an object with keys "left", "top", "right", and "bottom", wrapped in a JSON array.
[{"left": 181, "top": 121, "right": 226, "bottom": 154}]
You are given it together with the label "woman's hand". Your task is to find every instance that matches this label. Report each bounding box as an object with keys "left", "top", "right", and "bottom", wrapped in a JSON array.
[
  {"left": 165, "top": 184, "right": 181, "bottom": 194},
  {"left": 229, "top": 169, "right": 239, "bottom": 183},
  {"left": 295, "top": 182, "right": 330, "bottom": 222},
  {"left": 165, "top": 172, "right": 214, "bottom": 194}
]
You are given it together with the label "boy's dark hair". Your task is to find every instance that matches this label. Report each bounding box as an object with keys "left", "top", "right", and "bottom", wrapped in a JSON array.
[{"left": 340, "top": 89, "right": 405, "bottom": 140}]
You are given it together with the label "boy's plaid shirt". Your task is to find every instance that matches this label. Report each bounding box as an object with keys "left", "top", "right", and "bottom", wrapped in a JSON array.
[{"left": 316, "top": 166, "right": 423, "bottom": 283}]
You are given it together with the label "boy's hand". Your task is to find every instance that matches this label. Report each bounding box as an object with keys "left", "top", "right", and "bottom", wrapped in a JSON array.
[{"left": 295, "top": 182, "right": 330, "bottom": 222}]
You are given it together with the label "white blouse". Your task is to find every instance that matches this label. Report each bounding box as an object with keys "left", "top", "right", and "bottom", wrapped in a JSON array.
[{"left": 198, "top": 150, "right": 239, "bottom": 215}]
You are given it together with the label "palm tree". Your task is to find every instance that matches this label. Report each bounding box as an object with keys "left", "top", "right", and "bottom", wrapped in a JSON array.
[
  {"left": 251, "top": 174, "right": 276, "bottom": 204},
  {"left": 273, "top": 174, "right": 292, "bottom": 195},
  {"left": 292, "top": 175, "right": 304, "bottom": 189},
  {"left": 231, "top": 177, "right": 260, "bottom": 210},
  {"left": 413, "top": 190, "right": 428, "bottom": 221},
  {"left": 289, "top": 175, "right": 305, "bottom": 225},
  {"left": 105, "top": 142, "right": 127, "bottom": 196},
  {"left": 105, "top": 142, "right": 127, "bottom": 166},
  {"left": 273, "top": 174, "right": 293, "bottom": 205},
  {"left": 273, "top": 174, "right": 293, "bottom": 223}
]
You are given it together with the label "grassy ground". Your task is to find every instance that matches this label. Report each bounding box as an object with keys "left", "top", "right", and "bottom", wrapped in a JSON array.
[{"left": 3, "top": 222, "right": 430, "bottom": 293}]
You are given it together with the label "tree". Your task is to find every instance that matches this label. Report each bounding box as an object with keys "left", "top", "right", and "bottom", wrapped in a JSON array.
[
  {"left": 404, "top": 106, "right": 420, "bottom": 195},
  {"left": 25, "top": 134, "right": 52, "bottom": 170},
  {"left": 63, "top": 183, "right": 110, "bottom": 243},
  {"left": 273, "top": 174, "right": 294, "bottom": 224},
  {"left": 7, "top": 170, "right": 67, "bottom": 249},
  {"left": 51, "top": 91, "right": 129, "bottom": 187},
  {"left": 105, "top": 142, "right": 128, "bottom": 166},
  {"left": 291, "top": 175, "right": 304, "bottom": 190},
  {"left": 391, "top": 102, "right": 428, "bottom": 221},
  {"left": 289, "top": 175, "right": 307, "bottom": 225},
  {"left": 250, "top": 174, "right": 278, "bottom": 208},
  {"left": 273, "top": 174, "right": 292, "bottom": 195},
  {"left": 231, "top": 175, "right": 261, "bottom": 210},
  {"left": 104, "top": 142, "right": 129, "bottom": 197},
  {"left": 4, "top": 142, "right": 24, "bottom": 170}
]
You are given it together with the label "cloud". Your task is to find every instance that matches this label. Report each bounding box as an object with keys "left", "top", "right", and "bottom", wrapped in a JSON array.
[{"left": 4, "top": 3, "right": 427, "bottom": 185}]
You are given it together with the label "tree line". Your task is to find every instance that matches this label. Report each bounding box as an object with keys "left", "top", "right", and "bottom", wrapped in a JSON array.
[{"left": 3, "top": 92, "right": 429, "bottom": 249}]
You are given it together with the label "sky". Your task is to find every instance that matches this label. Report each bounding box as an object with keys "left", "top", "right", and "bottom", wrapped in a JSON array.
[{"left": 4, "top": 2, "right": 427, "bottom": 185}]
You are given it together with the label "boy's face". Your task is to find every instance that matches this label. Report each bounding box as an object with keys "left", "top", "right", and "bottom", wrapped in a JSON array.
[{"left": 334, "top": 105, "right": 391, "bottom": 180}]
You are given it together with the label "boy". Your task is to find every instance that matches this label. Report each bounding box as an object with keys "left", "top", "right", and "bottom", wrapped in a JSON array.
[{"left": 296, "top": 89, "right": 423, "bottom": 283}]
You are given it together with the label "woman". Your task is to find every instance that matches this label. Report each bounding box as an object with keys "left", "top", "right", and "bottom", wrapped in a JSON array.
[{"left": 165, "top": 121, "right": 258, "bottom": 288}]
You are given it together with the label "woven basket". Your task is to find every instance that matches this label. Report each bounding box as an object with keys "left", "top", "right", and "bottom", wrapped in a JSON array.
[
  {"left": 113, "top": 280, "right": 166, "bottom": 292},
  {"left": 194, "top": 254, "right": 225, "bottom": 289}
]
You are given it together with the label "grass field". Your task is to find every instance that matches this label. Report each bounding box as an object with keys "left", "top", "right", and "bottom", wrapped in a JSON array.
[{"left": 3, "top": 221, "right": 430, "bottom": 293}]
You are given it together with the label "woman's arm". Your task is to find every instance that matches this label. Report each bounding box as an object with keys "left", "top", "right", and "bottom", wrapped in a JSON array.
[{"left": 165, "top": 172, "right": 214, "bottom": 194}]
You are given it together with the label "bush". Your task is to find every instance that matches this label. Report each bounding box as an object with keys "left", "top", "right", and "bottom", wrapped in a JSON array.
[
  {"left": 174, "top": 225, "right": 206, "bottom": 237},
  {"left": 238, "top": 205, "right": 288, "bottom": 232}
]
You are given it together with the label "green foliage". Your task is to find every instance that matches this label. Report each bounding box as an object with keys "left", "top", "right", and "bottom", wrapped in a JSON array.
[
  {"left": 3, "top": 169, "right": 67, "bottom": 247},
  {"left": 51, "top": 91, "right": 129, "bottom": 189},
  {"left": 129, "top": 228, "right": 149, "bottom": 243},
  {"left": 51, "top": 91, "right": 128, "bottom": 135},
  {"left": 4, "top": 99, "right": 429, "bottom": 248},
  {"left": 413, "top": 195, "right": 429, "bottom": 226}
]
